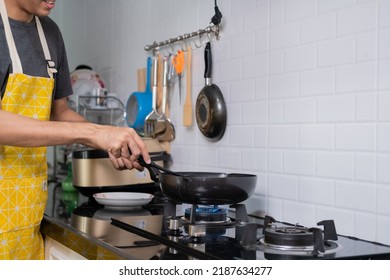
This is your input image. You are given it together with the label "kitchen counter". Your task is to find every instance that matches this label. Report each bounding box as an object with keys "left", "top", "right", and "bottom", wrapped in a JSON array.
[{"left": 41, "top": 182, "right": 165, "bottom": 260}]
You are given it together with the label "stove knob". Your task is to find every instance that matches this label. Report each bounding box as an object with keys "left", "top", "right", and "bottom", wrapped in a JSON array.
[
  {"left": 188, "top": 224, "right": 206, "bottom": 240},
  {"left": 168, "top": 235, "right": 180, "bottom": 255},
  {"left": 169, "top": 217, "right": 181, "bottom": 231},
  {"left": 188, "top": 242, "right": 206, "bottom": 259}
]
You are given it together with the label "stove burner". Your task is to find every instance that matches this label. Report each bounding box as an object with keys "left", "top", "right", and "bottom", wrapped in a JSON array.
[
  {"left": 264, "top": 226, "right": 315, "bottom": 247},
  {"left": 184, "top": 207, "right": 227, "bottom": 223},
  {"left": 261, "top": 215, "right": 340, "bottom": 257}
]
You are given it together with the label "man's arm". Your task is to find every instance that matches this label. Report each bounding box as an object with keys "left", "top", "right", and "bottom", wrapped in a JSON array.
[
  {"left": 50, "top": 96, "right": 87, "bottom": 122},
  {"left": 0, "top": 97, "right": 151, "bottom": 170}
]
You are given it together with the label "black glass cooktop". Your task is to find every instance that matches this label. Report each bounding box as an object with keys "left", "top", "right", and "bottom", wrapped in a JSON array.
[{"left": 46, "top": 185, "right": 390, "bottom": 260}]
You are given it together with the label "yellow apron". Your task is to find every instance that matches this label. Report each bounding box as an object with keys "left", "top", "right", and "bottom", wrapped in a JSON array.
[{"left": 0, "top": 0, "right": 57, "bottom": 260}]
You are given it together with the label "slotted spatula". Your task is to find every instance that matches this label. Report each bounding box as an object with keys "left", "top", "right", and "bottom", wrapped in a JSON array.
[
  {"left": 156, "top": 56, "right": 176, "bottom": 142},
  {"left": 144, "top": 56, "right": 160, "bottom": 137}
]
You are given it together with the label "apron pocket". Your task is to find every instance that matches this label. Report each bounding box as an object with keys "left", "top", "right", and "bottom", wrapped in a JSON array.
[{"left": 0, "top": 177, "right": 48, "bottom": 232}]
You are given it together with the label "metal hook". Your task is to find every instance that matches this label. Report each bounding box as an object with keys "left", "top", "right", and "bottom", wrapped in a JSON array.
[
  {"left": 181, "top": 34, "right": 190, "bottom": 52},
  {"left": 214, "top": 24, "right": 221, "bottom": 40},
  {"left": 205, "top": 26, "right": 212, "bottom": 42},
  {"left": 177, "top": 35, "right": 186, "bottom": 52},
  {"left": 194, "top": 30, "right": 203, "bottom": 48},
  {"left": 168, "top": 40, "right": 175, "bottom": 54},
  {"left": 152, "top": 47, "right": 158, "bottom": 56}
]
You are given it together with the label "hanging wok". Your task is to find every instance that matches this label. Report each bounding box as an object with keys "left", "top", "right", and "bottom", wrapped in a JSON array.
[
  {"left": 195, "top": 42, "right": 227, "bottom": 141},
  {"left": 138, "top": 158, "right": 257, "bottom": 205}
]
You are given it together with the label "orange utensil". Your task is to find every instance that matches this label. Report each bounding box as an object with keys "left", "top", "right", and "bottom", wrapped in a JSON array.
[{"left": 173, "top": 50, "right": 185, "bottom": 104}]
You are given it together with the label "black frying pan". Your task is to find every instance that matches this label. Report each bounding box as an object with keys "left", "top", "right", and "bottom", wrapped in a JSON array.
[
  {"left": 195, "top": 42, "right": 227, "bottom": 141},
  {"left": 139, "top": 158, "right": 257, "bottom": 205}
]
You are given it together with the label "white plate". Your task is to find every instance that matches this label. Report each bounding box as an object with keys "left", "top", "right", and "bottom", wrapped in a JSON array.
[{"left": 93, "top": 192, "right": 154, "bottom": 209}]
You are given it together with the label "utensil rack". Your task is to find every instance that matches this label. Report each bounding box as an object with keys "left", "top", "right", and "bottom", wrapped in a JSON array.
[{"left": 144, "top": 24, "right": 221, "bottom": 52}]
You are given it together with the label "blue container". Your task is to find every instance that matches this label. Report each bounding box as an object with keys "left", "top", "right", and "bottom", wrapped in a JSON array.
[{"left": 125, "top": 57, "right": 153, "bottom": 131}]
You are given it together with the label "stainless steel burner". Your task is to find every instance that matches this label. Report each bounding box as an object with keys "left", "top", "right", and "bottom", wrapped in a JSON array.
[
  {"left": 184, "top": 206, "right": 228, "bottom": 223},
  {"left": 264, "top": 225, "right": 315, "bottom": 247}
]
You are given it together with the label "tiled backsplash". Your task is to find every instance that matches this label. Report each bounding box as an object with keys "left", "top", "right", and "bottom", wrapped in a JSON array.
[{"left": 53, "top": 0, "right": 390, "bottom": 244}]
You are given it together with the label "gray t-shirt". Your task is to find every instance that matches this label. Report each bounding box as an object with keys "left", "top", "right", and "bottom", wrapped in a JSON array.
[{"left": 0, "top": 16, "right": 72, "bottom": 99}]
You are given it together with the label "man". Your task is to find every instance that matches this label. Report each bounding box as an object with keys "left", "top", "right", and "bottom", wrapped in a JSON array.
[{"left": 0, "top": 0, "right": 150, "bottom": 259}]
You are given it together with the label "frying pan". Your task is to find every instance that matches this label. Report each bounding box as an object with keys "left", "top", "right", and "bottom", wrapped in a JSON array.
[
  {"left": 195, "top": 42, "right": 227, "bottom": 141},
  {"left": 125, "top": 57, "right": 153, "bottom": 131},
  {"left": 138, "top": 158, "right": 257, "bottom": 205}
]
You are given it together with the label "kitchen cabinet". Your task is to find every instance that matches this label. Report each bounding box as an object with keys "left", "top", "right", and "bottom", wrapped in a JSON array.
[{"left": 44, "top": 236, "right": 86, "bottom": 260}]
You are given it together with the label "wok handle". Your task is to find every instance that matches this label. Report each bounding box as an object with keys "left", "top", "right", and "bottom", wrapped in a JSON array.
[
  {"left": 137, "top": 156, "right": 160, "bottom": 182},
  {"left": 204, "top": 42, "right": 212, "bottom": 84},
  {"left": 137, "top": 156, "right": 184, "bottom": 181}
]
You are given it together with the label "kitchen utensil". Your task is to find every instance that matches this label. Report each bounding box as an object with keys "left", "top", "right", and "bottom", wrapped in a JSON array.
[
  {"left": 137, "top": 157, "right": 257, "bottom": 205},
  {"left": 93, "top": 192, "right": 154, "bottom": 209},
  {"left": 125, "top": 57, "right": 153, "bottom": 131},
  {"left": 183, "top": 46, "right": 192, "bottom": 127},
  {"left": 137, "top": 68, "right": 146, "bottom": 91},
  {"left": 173, "top": 50, "right": 184, "bottom": 104},
  {"left": 155, "top": 57, "right": 169, "bottom": 134},
  {"left": 156, "top": 53, "right": 163, "bottom": 109},
  {"left": 195, "top": 42, "right": 227, "bottom": 141},
  {"left": 167, "top": 54, "right": 176, "bottom": 87},
  {"left": 156, "top": 56, "right": 176, "bottom": 142},
  {"left": 156, "top": 122, "right": 175, "bottom": 142},
  {"left": 144, "top": 56, "right": 160, "bottom": 137}
]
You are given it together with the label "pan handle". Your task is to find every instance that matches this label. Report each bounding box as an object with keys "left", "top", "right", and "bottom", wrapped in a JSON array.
[
  {"left": 204, "top": 42, "right": 212, "bottom": 85},
  {"left": 137, "top": 156, "right": 160, "bottom": 182},
  {"left": 138, "top": 155, "right": 185, "bottom": 181}
]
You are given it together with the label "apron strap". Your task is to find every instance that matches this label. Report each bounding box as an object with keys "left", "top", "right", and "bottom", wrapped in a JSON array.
[
  {"left": 0, "top": 0, "right": 23, "bottom": 73},
  {"left": 35, "top": 16, "right": 57, "bottom": 78}
]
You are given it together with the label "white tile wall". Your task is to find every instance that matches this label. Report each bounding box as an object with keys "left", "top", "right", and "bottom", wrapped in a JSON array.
[
  {"left": 301, "top": 13, "right": 335, "bottom": 43},
  {"left": 335, "top": 124, "right": 376, "bottom": 151},
  {"left": 54, "top": 0, "right": 390, "bottom": 244},
  {"left": 298, "top": 176, "right": 334, "bottom": 206},
  {"left": 318, "top": 38, "right": 355, "bottom": 68},
  {"left": 378, "top": 92, "right": 390, "bottom": 121},
  {"left": 379, "top": 60, "right": 390, "bottom": 89}
]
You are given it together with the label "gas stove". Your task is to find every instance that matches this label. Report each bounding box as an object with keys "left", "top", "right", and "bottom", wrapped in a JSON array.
[{"left": 108, "top": 197, "right": 390, "bottom": 260}]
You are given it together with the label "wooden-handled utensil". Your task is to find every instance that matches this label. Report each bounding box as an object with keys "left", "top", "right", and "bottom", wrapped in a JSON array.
[{"left": 183, "top": 46, "right": 192, "bottom": 127}]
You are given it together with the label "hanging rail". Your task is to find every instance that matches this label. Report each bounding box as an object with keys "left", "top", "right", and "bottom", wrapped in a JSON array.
[{"left": 144, "top": 24, "right": 221, "bottom": 52}]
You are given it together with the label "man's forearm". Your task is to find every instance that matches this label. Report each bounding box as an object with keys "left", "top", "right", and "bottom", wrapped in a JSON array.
[{"left": 0, "top": 109, "right": 97, "bottom": 147}]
